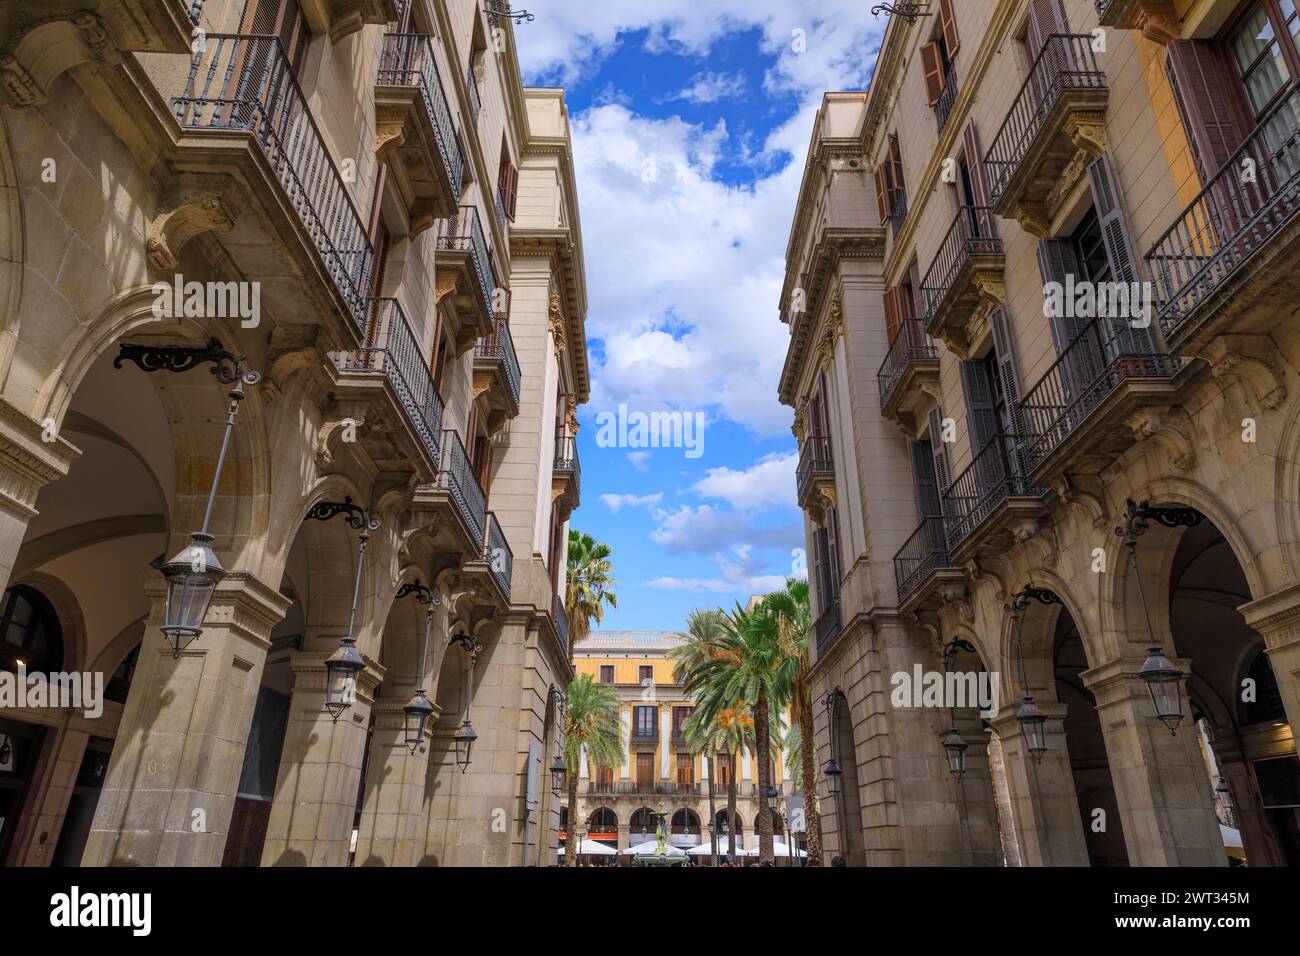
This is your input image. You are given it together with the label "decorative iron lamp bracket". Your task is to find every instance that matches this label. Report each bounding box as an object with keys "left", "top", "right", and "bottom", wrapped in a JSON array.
[
  {"left": 396, "top": 580, "right": 442, "bottom": 607},
  {"left": 1004, "top": 587, "right": 1062, "bottom": 615},
  {"left": 484, "top": 2, "right": 534, "bottom": 24},
  {"left": 304, "top": 496, "right": 380, "bottom": 532},
  {"left": 871, "top": 2, "right": 932, "bottom": 23},
  {"left": 1115, "top": 499, "right": 1204, "bottom": 545},
  {"left": 115, "top": 338, "right": 262, "bottom": 388}
]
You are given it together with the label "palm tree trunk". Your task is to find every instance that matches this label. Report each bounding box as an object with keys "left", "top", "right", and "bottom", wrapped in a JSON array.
[
  {"left": 798, "top": 688, "right": 824, "bottom": 866},
  {"left": 727, "top": 754, "right": 738, "bottom": 864},
  {"left": 705, "top": 753, "right": 718, "bottom": 867},
  {"left": 566, "top": 765, "right": 579, "bottom": 868},
  {"left": 755, "top": 687, "right": 774, "bottom": 863}
]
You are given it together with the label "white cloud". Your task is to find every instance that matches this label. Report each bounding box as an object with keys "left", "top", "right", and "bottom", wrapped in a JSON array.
[
  {"left": 692, "top": 452, "right": 796, "bottom": 511},
  {"left": 627, "top": 451, "right": 652, "bottom": 472},
  {"left": 601, "top": 492, "right": 664, "bottom": 513},
  {"left": 649, "top": 504, "right": 798, "bottom": 554},
  {"left": 646, "top": 543, "right": 794, "bottom": 596},
  {"left": 675, "top": 70, "right": 747, "bottom": 104}
]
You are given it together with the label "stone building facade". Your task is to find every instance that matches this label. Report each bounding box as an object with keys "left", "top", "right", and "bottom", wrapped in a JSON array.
[
  {"left": 781, "top": 0, "right": 1299, "bottom": 866},
  {"left": 0, "top": 0, "right": 586, "bottom": 867},
  {"left": 570, "top": 631, "right": 795, "bottom": 859}
]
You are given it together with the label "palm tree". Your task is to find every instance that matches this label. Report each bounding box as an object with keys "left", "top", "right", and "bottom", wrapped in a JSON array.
[
  {"left": 565, "top": 530, "right": 617, "bottom": 654},
  {"left": 683, "top": 703, "right": 753, "bottom": 864},
  {"left": 561, "top": 673, "right": 623, "bottom": 867},
  {"left": 683, "top": 603, "right": 792, "bottom": 864},
  {"left": 762, "top": 578, "right": 823, "bottom": 865}
]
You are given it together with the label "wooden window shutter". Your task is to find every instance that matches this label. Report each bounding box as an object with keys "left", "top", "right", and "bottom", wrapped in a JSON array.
[
  {"left": 825, "top": 507, "right": 841, "bottom": 595},
  {"left": 990, "top": 308, "right": 1028, "bottom": 440},
  {"left": 921, "top": 41, "right": 946, "bottom": 106},
  {"left": 889, "top": 134, "right": 906, "bottom": 203},
  {"left": 874, "top": 165, "right": 891, "bottom": 222},
  {"left": 927, "top": 407, "right": 951, "bottom": 495},
  {"left": 1027, "top": 0, "right": 1069, "bottom": 52},
  {"left": 960, "top": 360, "right": 999, "bottom": 452},
  {"left": 961, "top": 120, "right": 992, "bottom": 212},
  {"left": 1035, "top": 238, "right": 1087, "bottom": 352},
  {"left": 911, "top": 440, "right": 941, "bottom": 517},
  {"left": 1165, "top": 40, "right": 1251, "bottom": 185},
  {"left": 884, "top": 287, "right": 902, "bottom": 347},
  {"left": 1088, "top": 154, "right": 1159, "bottom": 354},
  {"left": 506, "top": 164, "right": 519, "bottom": 220},
  {"left": 939, "top": 0, "right": 960, "bottom": 57}
]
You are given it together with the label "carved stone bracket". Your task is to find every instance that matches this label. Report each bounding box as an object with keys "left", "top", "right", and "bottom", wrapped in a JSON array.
[
  {"left": 1126, "top": 405, "right": 1198, "bottom": 472},
  {"left": 316, "top": 412, "right": 367, "bottom": 470},
  {"left": 1197, "top": 333, "right": 1289, "bottom": 411},
  {"left": 1053, "top": 476, "right": 1109, "bottom": 531},
  {"left": 146, "top": 182, "right": 237, "bottom": 270},
  {"left": 1012, "top": 517, "right": 1059, "bottom": 570},
  {"left": 0, "top": 12, "right": 121, "bottom": 108},
  {"left": 963, "top": 559, "right": 1007, "bottom": 603},
  {"left": 937, "top": 582, "right": 974, "bottom": 623}
]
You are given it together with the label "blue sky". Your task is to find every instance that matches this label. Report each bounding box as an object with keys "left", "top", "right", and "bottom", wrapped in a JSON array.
[{"left": 517, "top": 2, "right": 883, "bottom": 631}]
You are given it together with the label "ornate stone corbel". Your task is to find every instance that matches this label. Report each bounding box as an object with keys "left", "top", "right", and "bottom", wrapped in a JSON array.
[
  {"left": 434, "top": 270, "right": 460, "bottom": 306},
  {"left": 936, "top": 582, "right": 974, "bottom": 623},
  {"left": 1137, "top": 6, "right": 1181, "bottom": 45},
  {"left": 791, "top": 403, "right": 808, "bottom": 442},
  {"left": 0, "top": 55, "right": 42, "bottom": 107},
  {"left": 816, "top": 297, "right": 844, "bottom": 368},
  {"left": 73, "top": 12, "right": 121, "bottom": 66},
  {"left": 1053, "top": 476, "right": 1109, "bottom": 530},
  {"left": 1012, "top": 517, "right": 1059, "bottom": 570},
  {"left": 146, "top": 183, "right": 236, "bottom": 270},
  {"left": 566, "top": 396, "right": 580, "bottom": 436},
  {"left": 1197, "top": 333, "right": 1289, "bottom": 411},
  {"left": 1010, "top": 201, "right": 1052, "bottom": 240},
  {"left": 315, "top": 413, "right": 367, "bottom": 470},
  {"left": 1126, "top": 405, "right": 1198, "bottom": 472},
  {"left": 963, "top": 559, "right": 1007, "bottom": 603},
  {"left": 549, "top": 293, "right": 568, "bottom": 362},
  {"left": 1065, "top": 112, "right": 1108, "bottom": 159}
]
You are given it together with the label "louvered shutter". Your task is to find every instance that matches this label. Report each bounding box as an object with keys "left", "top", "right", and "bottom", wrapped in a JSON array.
[
  {"left": 1037, "top": 237, "right": 1100, "bottom": 399},
  {"left": 921, "top": 42, "right": 946, "bottom": 106},
  {"left": 927, "top": 406, "right": 951, "bottom": 496},
  {"left": 1165, "top": 40, "right": 1250, "bottom": 185},
  {"left": 884, "top": 287, "right": 902, "bottom": 347},
  {"left": 875, "top": 165, "right": 891, "bottom": 222},
  {"left": 939, "top": 0, "right": 960, "bottom": 57},
  {"left": 962, "top": 121, "right": 993, "bottom": 233},
  {"left": 1027, "top": 0, "right": 1072, "bottom": 95},
  {"left": 961, "top": 360, "right": 999, "bottom": 452},
  {"left": 990, "top": 308, "right": 1029, "bottom": 475},
  {"left": 911, "top": 440, "right": 941, "bottom": 517},
  {"left": 1088, "top": 154, "right": 1157, "bottom": 358}
]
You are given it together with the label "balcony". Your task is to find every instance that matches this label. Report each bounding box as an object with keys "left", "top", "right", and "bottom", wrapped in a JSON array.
[
  {"left": 935, "top": 62, "right": 959, "bottom": 137},
  {"left": 878, "top": 318, "right": 940, "bottom": 433},
  {"left": 1146, "top": 82, "right": 1300, "bottom": 355},
  {"left": 814, "top": 597, "right": 841, "bottom": 657},
  {"left": 631, "top": 726, "right": 659, "bottom": 744},
  {"left": 553, "top": 431, "right": 581, "bottom": 514},
  {"left": 474, "top": 512, "right": 512, "bottom": 605},
  {"left": 1019, "top": 316, "right": 1180, "bottom": 482},
  {"left": 984, "top": 34, "right": 1108, "bottom": 236},
  {"left": 168, "top": 35, "right": 374, "bottom": 340},
  {"left": 920, "top": 206, "right": 1005, "bottom": 356},
  {"left": 473, "top": 319, "right": 522, "bottom": 431},
  {"left": 436, "top": 206, "right": 497, "bottom": 346},
  {"left": 375, "top": 33, "right": 464, "bottom": 235},
  {"left": 893, "top": 516, "right": 963, "bottom": 611},
  {"left": 299, "top": 0, "right": 399, "bottom": 40},
  {"left": 333, "top": 297, "right": 445, "bottom": 475},
  {"left": 796, "top": 436, "right": 835, "bottom": 523},
  {"left": 942, "top": 434, "right": 1047, "bottom": 560},
  {"left": 411, "top": 429, "right": 486, "bottom": 564}
]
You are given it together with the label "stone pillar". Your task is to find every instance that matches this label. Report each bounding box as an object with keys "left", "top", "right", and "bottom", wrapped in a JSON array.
[
  {"left": 1241, "top": 583, "right": 1300, "bottom": 740},
  {"left": 352, "top": 697, "right": 433, "bottom": 866},
  {"left": 0, "top": 401, "right": 81, "bottom": 592},
  {"left": 259, "top": 649, "right": 382, "bottom": 867},
  {"left": 8, "top": 725, "right": 88, "bottom": 866},
  {"left": 83, "top": 573, "right": 289, "bottom": 866},
  {"left": 990, "top": 704, "right": 1090, "bottom": 866},
  {"left": 1083, "top": 656, "right": 1225, "bottom": 866}
]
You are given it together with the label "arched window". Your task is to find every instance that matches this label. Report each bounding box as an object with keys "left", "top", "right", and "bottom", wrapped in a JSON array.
[
  {"left": 0, "top": 586, "right": 62, "bottom": 674},
  {"left": 1242, "top": 650, "right": 1286, "bottom": 725}
]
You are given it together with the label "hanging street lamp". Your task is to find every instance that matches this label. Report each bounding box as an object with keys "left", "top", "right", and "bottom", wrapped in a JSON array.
[
  {"left": 548, "top": 686, "right": 567, "bottom": 796},
  {"left": 549, "top": 751, "right": 567, "bottom": 797},
  {"left": 396, "top": 580, "right": 442, "bottom": 753},
  {"left": 821, "top": 687, "right": 848, "bottom": 798},
  {"left": 1016, "top": 696, "right": 1047, "bottom": 762},
  {"left": 1116, "top": 499, "right": 1202, "bottom": 736},
  {"left": 448, "top": 627, "right": 482, "bottom": 772},
  {"left": 453, "top": 717, "right": 478, "bottom": 772},
  {"left": 116, "top": 340, "right": 261, "bottom": 658},
  {"left": 1005, "top": 587, "right": 1061, "bottom": 763},
  {"left": 940, "top": 639, "right": 977, "bottom": 778},
  {"left": 821, "top": 757, "right": 843, "bottom": 796}
]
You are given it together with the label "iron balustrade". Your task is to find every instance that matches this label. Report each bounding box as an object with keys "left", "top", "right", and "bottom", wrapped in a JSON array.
[
  {"left": 334, "top": 297, "right": 444, "bottom": 464},
  {"left": 475, "top": 318, "right": 521, "bottom": 405},
  {"left": 889, "top": 189, "right": 909, "bottom": 238},
  {"left": 814, "top": 598, "right": 841, "bottom": 655},
  {"left": 170, "top": 35, "right": 375, "bottom": 330},
  {"left": 435, "top": 428, "right": 486, "bottom": 544},
  {"left": 484, "top": 512, "right": 512, "bottom": 601},
  {"left": 893, "top": 516, "right": 950, "bottom": 604},
  {"left": 436, "top": 205, "right": 497, "bottom": 316},
  {"left": 555, "top": 430, "right": 581, "bottom": 489},
  {"left": 919, "top": 206, "right": 1002, "bottom": 328},
  {"left": 1019, "top": 314, "right": 1179, "bottom": 470},
  {"left": 495, "top": 187, "right": 509, "bottom": 234},
  {"left": 796, "top": 435, "right": 834, "bottom": 503},
  {"left": 1146, "top": 81, "right": 1300, "bottom": 336},
  {"left": 984, "top": 34, "right": 1107, "bottom": 207},
  {"left": 377, "top": 33, "right": 464, "bottom": 203},
  {"left": 943, "top": 433, "right": 1043, "bottom": 547},
  {"left": 554, "top": 600, "right": 569, "bottom": 654},
  {"left": 935, "top": 62, "right": 959, "bottom": 136},
  {"left": 877, "top": 318, "right": 937, "bottom": 412}
]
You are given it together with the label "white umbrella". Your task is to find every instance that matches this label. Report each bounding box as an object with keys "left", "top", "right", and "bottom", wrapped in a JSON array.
[
  {"left": 622, "top": 840, "right": 685, "bottom": 856},
  {"left": 687, "top": 838, "right": 745, "bottom": 856},
  {"left": 746, "top": 841, "right": 806, "bottom": 858},
  {"left": 557, "top": 838, "right": 618, "bottom": 857}
]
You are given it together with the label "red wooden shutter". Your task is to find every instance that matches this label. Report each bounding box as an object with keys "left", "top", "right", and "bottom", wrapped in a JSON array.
[
  {"left": 962, "top": 120, "right": 990, "bottom": 210},
  {"left": 883, "top": 287, "right": 902, "bottom": 347},
  {"left": 874, "top": 165, "right": 891, "bottom": 222},
  {"left": 921, "top": 41, "right": 946, "bottom": 106},
  {"left": 889, "top": 134, "right": 906, "bottom": 204},
  {"left": 1165, "top": 40, "right": 1251, "bottom": 185},
  {"left": 939, "top": 0, "right": 960, "bottom": 56}
]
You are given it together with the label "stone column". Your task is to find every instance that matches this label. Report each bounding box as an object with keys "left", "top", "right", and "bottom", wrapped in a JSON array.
[
  {"left": 8, "top": 725, "right": 88, "bottom": 866},
  {"left": 83, "top": 572, "right": 289, "bottom": 866},
  {"left": 352, "top": 697, "right": 434, "bottom": 866},
  {"left": 1241, "top": 582, "right": 1300, "bottom": 739},
  {"left": 259, "top": 648, "right": 382, "bottom": 867},
  {"left": 1083, "top": 656, "right": 1225, "bottom": 866},
  {"left": 0, "top": 401, "right": 81, "bottom": 592},
  {"left": 989, "top": 704, "right": 1090, "bottom": 866}
]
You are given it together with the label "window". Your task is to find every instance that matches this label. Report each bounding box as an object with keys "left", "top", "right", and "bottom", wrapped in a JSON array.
[
  {"left": 875, "top": 133, "right": 908, "bottom": 230},
  {"left": 498, "top": 158, "right": 519, "bottom": 221},
  {"left": 636, "top": 752, "right": 654, "bottom": 788},
  {"left": 921, "top": 0, "right": 960, "bottom": 105},
  {"left": 0, "top": 586, "right": 62, "bottom": 674},
  {"left": 1228, "top": 0, "right": 1299, "bottom": 117},
  {"left": 596, "top": 764, "right": 614, "bottom": 789},
  {"left": 672, "top": 706, "right": 693, "bottom": 738},
  {"left": 633, "top": 705, "right": 657, "bottom": 738},
  {"left": 599, "top": 664, "right": 614, "bottom": 684},
  {"left": 240, "top": 0, "right": 310, "bottom": 74},
  {"left": 676, "top": 752, "right": 694, "bottom": 786},
  {"left": 638, "top": 665, "right": 653, "bottom": 685}
]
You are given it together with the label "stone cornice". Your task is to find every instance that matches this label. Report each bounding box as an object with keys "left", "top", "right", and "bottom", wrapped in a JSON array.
[{"left": 0, "top": 398, "right": 83, "bottom": 519}]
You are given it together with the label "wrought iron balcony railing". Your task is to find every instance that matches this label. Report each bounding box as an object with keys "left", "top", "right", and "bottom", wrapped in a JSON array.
[
  {"left": 920, "top": 206, "right": 1002, "bottom": 329},
  {"left": 334, "top": 297, "right": 445, "bottom": 465},
  {"left": 984, "top": 34, "right": 1107, "bottom": 209},
  {"left": 935, "top": 62, "right": 959, "bottom": 137},
  {"left": 796, "top": 435, "right": 834, "bottom": 506},
  {"left": 170, "top": 35, "right": 374, "bottom": 330},
  {"left": 475, "top": 319, "right": 521, "bottom": 406},
  {"left": 1146, "top": 81, "right": 1300, "bottom": 339},
  {"left": 942, "top": 433, "right": 1044, "bottom": 548},
  {"left": 878, "top": 318, "right": 938, "bottom": 413},
  {"left": 1019, "top": 315, "right": 1180, "bottom": 471},
  {"left": 889, "top": 189, "right": 908, "bottom": 238},
  {"left": 814, "top": 597, "right": 841, "bottom": 656},
  {"left": 893, "top": 516, "right": 951, "bottom": 605},
  {"left": 435, "top": 428, "right": 486, "bottom": 545},
  {"left": 377, "top": 33, "right": 464, "bottom": 202},
  {"left": 484, "top": 512, "right": 512, "bottom": 602},
  {"left": 495, "top": 187, "right": 509, "bottom": 234},
  {"left": 631, "top": 726, "right": 659, "bottom": 743},
  {"left": 436, "top": 205, "right": 497, "bottom": 317},
  {"left": 555, "top": 431, "right": 581, "bottom": 489}
]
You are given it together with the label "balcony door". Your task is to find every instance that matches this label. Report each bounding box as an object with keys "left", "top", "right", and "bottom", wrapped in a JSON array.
[
  {"left": 239, "top": 0, "right": 310, "bottom": 73},
  {"left": 635, "top": 752, "right": 654, "bottom": 791}
]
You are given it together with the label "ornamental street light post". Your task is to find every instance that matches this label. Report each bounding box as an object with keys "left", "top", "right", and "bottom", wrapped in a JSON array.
[
  {"left": 1004, "top": 587, "right": 1061, "bottom": 763},
  {"left": 940, "top": 639, "right": 976, "bottom": 778},
  {"left": 395, "top": 581, "right": 442, "bottom": 752},
  {"left": 448, "top": 627, "right": 482, "bottom": 772}
]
